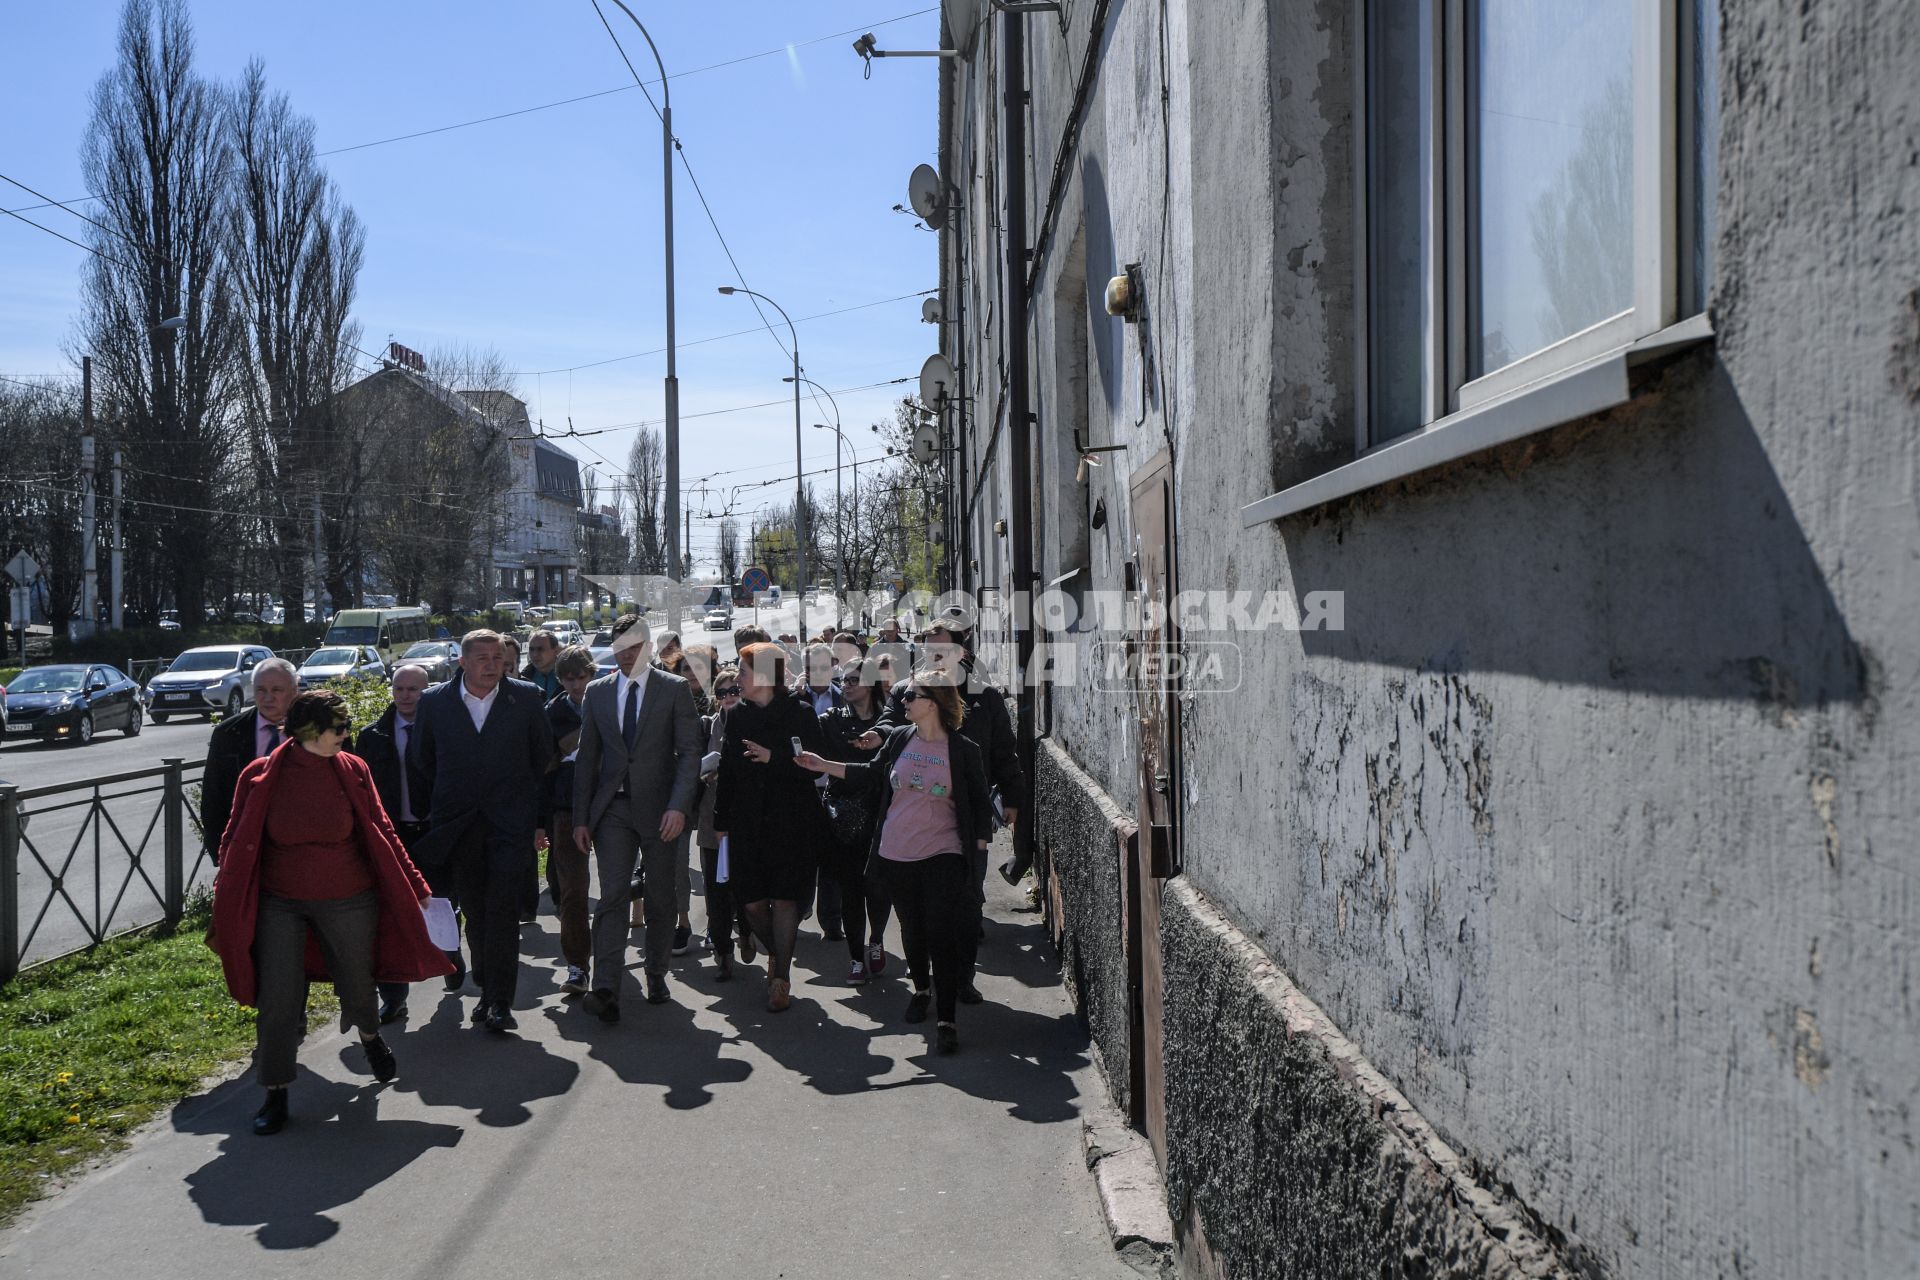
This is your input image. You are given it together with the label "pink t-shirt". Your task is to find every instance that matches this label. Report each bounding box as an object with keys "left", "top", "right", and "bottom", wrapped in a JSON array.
[{"left": 875, "top": 737, "right": 962, "bottom": 863}]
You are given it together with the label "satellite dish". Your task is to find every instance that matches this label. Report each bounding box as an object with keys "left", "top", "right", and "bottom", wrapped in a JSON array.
[
  {"left": 907, "top": 164, "right": 944, "bottom": 224},
  {"left": 919, "top": 352, "right": 956, "bottom": 406},
  {"left": 911, "top": 423, "right": 940, "bottom": 465},
  {"left": 921, "top": 297, "right": 944, "bottom": 325}
]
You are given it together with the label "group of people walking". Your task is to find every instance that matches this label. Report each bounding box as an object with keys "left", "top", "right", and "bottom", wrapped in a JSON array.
[{"left": 205, "top": 607, "right": 1025, "bottom": 1136}]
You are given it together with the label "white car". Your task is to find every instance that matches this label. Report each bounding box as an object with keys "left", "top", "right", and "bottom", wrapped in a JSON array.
[
  {"left": 298, "top": 645, "right": 388, "bottom": 689},
  {"left": 547, "top": 620, "right": 585, "bottom": 647},
  {"left": 145, "top": 645, "right": 275, "bottom": 721},
  {"left": 703, "top": 608, "right": 730, "bottom": 631}
]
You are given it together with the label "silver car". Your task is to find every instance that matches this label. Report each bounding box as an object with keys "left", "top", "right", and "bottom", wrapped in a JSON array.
[
  {"left": 393, "top": 640, "right": 461, "bottom": 684},
  {"left": 145, "top": 645, "right": 275, "bottom": 722},
  {"left": 298, "top": 646, "right": 388, "bottom": 689}
]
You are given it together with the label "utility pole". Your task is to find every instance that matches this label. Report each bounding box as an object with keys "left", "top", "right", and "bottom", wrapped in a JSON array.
[
  {"left": 311, "top": 492, "right": 324, "bottom": 620},
  {"left": 77, "top": 356, "right": 98, "bottom": 640},
  {"left": 110, "top": 449, "right": 123, "bottom": 630}
]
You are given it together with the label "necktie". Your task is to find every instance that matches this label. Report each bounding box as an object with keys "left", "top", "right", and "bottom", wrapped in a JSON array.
[
  {"left": 397, "top": 721, "right": 413, "bottom": 820},
  {"left": 264, "top": 723, "right": 282, "bottom": 753},
  {"left": 623, "top": 680, "right": 640, "bottom": 750}
]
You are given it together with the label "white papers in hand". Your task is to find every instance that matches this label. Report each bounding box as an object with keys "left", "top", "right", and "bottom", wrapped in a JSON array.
[{"left": 422, "top": 896, "right": 460, "bottom": 950}]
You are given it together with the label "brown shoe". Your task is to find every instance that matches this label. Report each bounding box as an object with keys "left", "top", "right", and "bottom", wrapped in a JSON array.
[
  {"left": 767, "top": 978, "right": 791, "bottom": 1012},
  {"left": 738, "top": 933, "right": 757, "bottom": 963}
]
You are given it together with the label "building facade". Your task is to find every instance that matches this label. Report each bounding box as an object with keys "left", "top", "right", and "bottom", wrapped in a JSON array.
[
  {"left": 933, "top": 0, "right": 1918, "bottom": 1276},
  {"left": 460, "top": 391, "right": 583, "bottom": 605}
]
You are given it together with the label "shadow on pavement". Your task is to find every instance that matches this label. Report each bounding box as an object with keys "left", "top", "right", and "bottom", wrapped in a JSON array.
[
  {"left": 542, "top": 980, "right": 754, "bottom": 1109},
  {"left": 374, "top": 986, "right": 582, "bottom": 1126},
  {"left": 172, "top": 1071, "right": 461, "bottom": 1249}
]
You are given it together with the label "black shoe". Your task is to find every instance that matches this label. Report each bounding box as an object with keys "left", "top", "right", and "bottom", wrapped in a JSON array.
[
  {"left": 713, "top": 951, "right": 734, "bottom": 982},
  {"left": 585, "top": 989, "right": 620, "bottom": 1023},
  {"left": 904, "top": 990, "right": 932, "bottom": 1024},
  {"left": 377, "top": 995, "right": 408, "bottom": 1025},
  {"left": 469, "top": 999, "right": 488, "bottom": 1024},
  {"left": 671, "top": 924, "right": 692, "bottom": 955},
  {"left": 361, "top": 1035, "right": 398, "bottom": 1082},
  {"left": 646, "top": 973, "right": 671, "bottom": 1005},
  {"left": 443, "top": 951, "right": 467, "bottom": 992},
  {"left": 821, "top": 923, "right": 845, "bottom": 942},
  {"left": 958, "top": 982, "right": 984, "bottom": 1005},
  {"left": 936, "top": 1023, "right": 959, "bottom": 1055},
  {"left": 483, "top": 1003, "right": 517, "bottom": 1033},
  {"left": 998, "top": 859, "right": 1023, "bottom": 886},
  {"left": 252, "top": 1089, "right": 289, "bottom": 1136}
]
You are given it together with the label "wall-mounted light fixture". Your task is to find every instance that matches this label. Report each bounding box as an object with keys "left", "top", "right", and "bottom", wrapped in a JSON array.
[{"left": 1105, "top": 263, "right": 1145, "bottom": 322}]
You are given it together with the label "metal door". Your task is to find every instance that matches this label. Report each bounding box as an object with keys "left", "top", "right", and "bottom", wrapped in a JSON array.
[{"left": 1126, "top": 449, "right": 1178, "bottom": 1162}]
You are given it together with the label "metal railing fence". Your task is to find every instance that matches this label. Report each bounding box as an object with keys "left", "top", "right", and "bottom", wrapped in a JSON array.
[{"left": 0, "top": 756, "right": 208, "bottom": 982}]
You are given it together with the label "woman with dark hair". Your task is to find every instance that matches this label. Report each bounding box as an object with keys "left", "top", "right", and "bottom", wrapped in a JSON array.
[
  {"left": 712, "top": 642, "right": 833, "bottom": 1011},
  {"left": 694, "top": 663, "right": 746, "bottom": 978},
  {"left": 817, "top": 662, "right": 890, "bottom": 984},
  {"left": 209, "top": 689, "right": 449, "bottom": 1134},
  {"left": 797, "top": 677, "right": 991, "bottom": 1054}
]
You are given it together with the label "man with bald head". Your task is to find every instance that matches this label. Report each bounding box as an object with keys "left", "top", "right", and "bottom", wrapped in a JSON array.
[{"left": 359, "top": 662, "right": 463, "bottom": 1022}]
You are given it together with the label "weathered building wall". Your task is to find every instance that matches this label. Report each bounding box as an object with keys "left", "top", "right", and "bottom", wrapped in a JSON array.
[{"left": 944, "top": 0, "right": 1920, "bottom": 1275}]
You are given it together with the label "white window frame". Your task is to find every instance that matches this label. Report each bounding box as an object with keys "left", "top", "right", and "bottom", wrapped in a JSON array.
[{"left": 1257, "top": 0, "right": 1708, "bottom": 526}]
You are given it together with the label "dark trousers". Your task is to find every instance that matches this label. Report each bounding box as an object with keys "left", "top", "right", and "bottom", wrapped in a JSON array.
[
  {"left": 814, "top": 868, "right": 843, "bottom": 932},
  {"left": 879, "top": 854, "right": 970, "bottom": 1023},
  {"left": 451, "top": 819, "right": 531, "bottom": 1008},
  {"left": 545, "top": 811, "right": 592, "bottom": 970},
  {"left": 961, "top": 844, "right": 988, "bottom": 983},
  {"left": 378, "top": 825, "right": 458, "bottom": 1008},
  {"left": 698, "top": 843, "right": 739, "bottom": 952},
  {"left": 253, "top": 890, "right": 379, "bottom": 1088},
  {"left": 831, "top": 846, "right": 892, "bottom": 963},
  {"left": 589, "top": 805, "right": 677, "bottom": 995}
]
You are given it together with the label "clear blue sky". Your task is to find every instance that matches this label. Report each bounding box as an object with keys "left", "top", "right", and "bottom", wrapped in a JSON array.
[{"left": 0, "top": 1, "right": 942, "bottom": 571}]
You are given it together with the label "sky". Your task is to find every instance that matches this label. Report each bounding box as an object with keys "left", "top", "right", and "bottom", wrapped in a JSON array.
[{"left": 0, "top": 1, "right": 944, "bottom": 572}]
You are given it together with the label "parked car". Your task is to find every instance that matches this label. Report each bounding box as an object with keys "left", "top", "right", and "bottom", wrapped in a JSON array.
[
  {"left": 525, "top": 605, "right": 553, "bottom": 620},
  {"left": 590, "top": 645, "right": 619, "bottom": 676},
  {"left": 157, "top": 610, "right": 181, "bottom": 632},
  {"left": 146, "top": 645, "right": 275, "bottom": 722},
  {"left": 323, "top": 606, "right": 431, "bottom": 665},
  {"left": 394, "top": 639, "right": 460, "bottom": 684},
  {"left": 547, "top": 619, "right": 585, "bottom": 647},
  {"left": 491, "top": 600, "right": 527, "bottom": 620},
  {"left": 298, "top": 646, "right": 388, "bottom": 689},
  {"left": 3, "top": 664, "right": 143, "bottom": 745}
]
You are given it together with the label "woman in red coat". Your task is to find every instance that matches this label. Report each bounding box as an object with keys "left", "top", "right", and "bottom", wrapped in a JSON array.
[{"left": 210, "top": 689, "right": 450, "bottom": 1135}]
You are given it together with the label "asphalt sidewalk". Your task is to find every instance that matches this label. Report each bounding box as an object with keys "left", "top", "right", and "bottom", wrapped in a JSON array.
[{"left": 0, "top": 852, "right": 1133, "bottom": 1279}]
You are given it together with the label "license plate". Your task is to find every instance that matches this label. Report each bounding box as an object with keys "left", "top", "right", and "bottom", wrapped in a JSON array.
[
  {"left": 6, "top": 720, "right": 34, "bottom": 733},
  {"left": 161, "top": 692, "right": 191, "bottom": 702}
]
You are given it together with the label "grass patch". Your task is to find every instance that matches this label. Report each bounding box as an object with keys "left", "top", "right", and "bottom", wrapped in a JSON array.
[{"left": 0, "top": 899, "right": 336, "bottom": 1224}]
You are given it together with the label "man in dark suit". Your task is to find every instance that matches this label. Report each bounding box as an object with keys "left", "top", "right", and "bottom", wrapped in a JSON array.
[
  {"left": 572, "top": 614, "right": 702, "bottom": 1021},
  {"left": 407, "top": 629, "right": 556, "bottom": 1033},
  {"left": 201, "top": 658, "right": 300, "bottom": 860},
  {"left": 360, "top": 663, "right": 464, "bottom": 1022}
]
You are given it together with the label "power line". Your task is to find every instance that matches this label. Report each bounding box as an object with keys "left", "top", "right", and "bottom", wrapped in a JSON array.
[
  {"left": 0, "top": 9, "right": 939, "bottom": 217},
  {"left": 516, "top": 376, "right": 911, "bottom": 440}
]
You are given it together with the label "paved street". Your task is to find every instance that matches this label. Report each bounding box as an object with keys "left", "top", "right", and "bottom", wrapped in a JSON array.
[{"left": 0, "top": 859, "right": 1132, "bottom": 1280}]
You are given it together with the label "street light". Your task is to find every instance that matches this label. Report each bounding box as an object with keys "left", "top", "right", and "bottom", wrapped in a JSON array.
[
  {"left": 602, "top": 1, "right": 682, "bottom": 583},
  {"left": 718, "top": 285, "right": 806, "bottom": 620},
  {"left": 789, "top": 375, "right": 844, "bottom": 621}
]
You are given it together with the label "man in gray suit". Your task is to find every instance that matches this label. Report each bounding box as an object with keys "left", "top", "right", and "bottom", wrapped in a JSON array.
[{"left": 572, "top": 613, "right": 703, "bottom": 1020}]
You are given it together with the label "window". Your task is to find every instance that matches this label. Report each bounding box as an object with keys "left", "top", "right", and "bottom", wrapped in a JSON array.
[{"left": 1361, "top": 0, "right": 1715, "bottom": 447}]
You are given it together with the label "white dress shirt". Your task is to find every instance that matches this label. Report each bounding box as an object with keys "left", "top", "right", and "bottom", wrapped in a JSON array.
[
  {"left": 461, "top": 680, "right": 499, "bottom": 732},
  {"left": 255, "top": 716, "right": 286, "bottom": 758},
  {"left": 615, "top": 668, "right": 646, "bottom": 738}
]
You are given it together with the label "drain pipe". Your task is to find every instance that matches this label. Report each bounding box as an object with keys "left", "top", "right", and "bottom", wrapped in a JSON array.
[{"left": 1003, "top": 8, "right": 1037, "bottom": 873}]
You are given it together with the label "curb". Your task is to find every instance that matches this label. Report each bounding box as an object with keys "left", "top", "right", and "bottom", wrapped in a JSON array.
[{"left": 1082, "top": 1105, "right": 1177, "bottom": 1279}]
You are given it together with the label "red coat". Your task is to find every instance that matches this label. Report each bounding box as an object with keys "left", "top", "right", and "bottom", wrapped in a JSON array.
[{"left": 208, "top": 743, "right": 453, "bottom": 1007}]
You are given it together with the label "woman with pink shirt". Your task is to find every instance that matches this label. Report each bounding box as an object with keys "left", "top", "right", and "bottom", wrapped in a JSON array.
[{"left": 797, "top": 676, "right": 991, "bottom": 1054}]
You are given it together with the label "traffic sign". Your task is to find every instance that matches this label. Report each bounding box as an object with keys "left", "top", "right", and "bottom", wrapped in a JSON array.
[
  {"left": 9, "top": 587, "right": 30, "bottom": 624},
  {"left": 5, "top": 550, "right": 39, "bottom": 584},
  {"left": 740, "top": 565, "right": 772, "bottom": 596}
]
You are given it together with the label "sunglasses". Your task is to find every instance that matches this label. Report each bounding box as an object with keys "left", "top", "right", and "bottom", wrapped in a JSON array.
[
  {"left": 715, "top": 686, "right": 741, "bottom": 698},
  {"left": 898, "top": 689, "right": 922, "bottom": 703}
]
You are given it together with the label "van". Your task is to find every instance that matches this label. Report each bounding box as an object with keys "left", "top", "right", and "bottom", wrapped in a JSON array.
[{"left": 323, "top": 607, "right": 431, "bottom": 665}]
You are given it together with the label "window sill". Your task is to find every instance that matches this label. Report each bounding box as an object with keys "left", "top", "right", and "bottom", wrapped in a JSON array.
[{"left": 1241, "top": 314, "right": 1714, "bottom": 526}]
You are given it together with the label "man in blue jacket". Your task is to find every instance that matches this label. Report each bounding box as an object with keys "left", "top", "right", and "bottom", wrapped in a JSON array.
[{"left": 407, "top": 629, "right": 556, "bottom": 1033}]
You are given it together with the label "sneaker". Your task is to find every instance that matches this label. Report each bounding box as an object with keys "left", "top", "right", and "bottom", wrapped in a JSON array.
[
  {"left": 672, "top": 925, "right": 692, "bottom": 956},
  {"left": 847, "top": 961, "right": 868, "bottom": 986},
  {"left": 560, "top": 965, "right": 589, "bottom": 995},
  {"left": 866, "top": 943, "right": 886, "bottom": 975}
]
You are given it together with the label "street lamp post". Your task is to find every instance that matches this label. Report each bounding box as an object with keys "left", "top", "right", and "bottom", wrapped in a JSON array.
[
  {"left": 603, "top": 1, "right": 681, "bottom": 583},
  {"left": 718, "top": 285, "right": 805, "bottom": 623},
  {"left": 788, "top": 374, "right": 844, "bottom": 624}
]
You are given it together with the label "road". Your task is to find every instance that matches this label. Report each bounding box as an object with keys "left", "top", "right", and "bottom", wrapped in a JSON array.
[{"left": 0, "top": 850, "right": 1133, "bottom": 1280}]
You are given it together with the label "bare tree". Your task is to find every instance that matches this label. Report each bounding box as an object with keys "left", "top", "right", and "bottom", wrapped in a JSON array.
[
  {"left": 77, "top": 0, "right": 243, "bottom": 626},
  {"left": 0, "top": 382, "right": 85, "bottom": 642},
  {"left": 627, "top": 427, "right": 664, "bottom": 575},
  {"left": 226, "top": 58, "right": 365, "bottom": 613}
]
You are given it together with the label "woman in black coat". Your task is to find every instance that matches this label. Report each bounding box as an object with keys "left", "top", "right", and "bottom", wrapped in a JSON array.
[
  {"left": 712, "top": 642, "right": 833, "bottom": 1012},
  {"left": 817, "top": 663, "right": 890, "bottom": 984},
  {"left": 797, "top": 676, "right": 992, "bottom": 1054}
]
